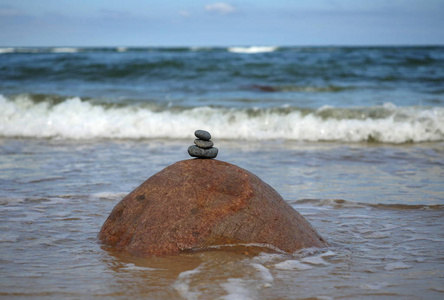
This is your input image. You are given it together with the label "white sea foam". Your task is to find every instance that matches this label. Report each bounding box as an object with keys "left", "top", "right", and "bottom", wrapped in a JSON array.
[
  {"left": 121, "top": 263, "right": 156, "bottom": 271},
  {"left": 320, "top": 250, "right": 336, "bottom": 257},
  {"left": 220, "top": 278, "right": 254, "bottom": 300},
  {"left": 251, "top": 252, "right": 287, "bottom": 265},
  {"left": 250, "top": 263, "right": 274, "bottom": 283},
  {"left": 1, "top": 95, "right": 443, "bottom": 143},
  {"left": 274, "top": 260, "right": 313, "bottom": 270},
  {"left": 301, "top": 256, "right": 329, "bottom": 265},
  {"left": 0, "top": 47, "right": 79, "bottom": 54},
  {"left": 89, "top": 192, "right": 128, "bottom": 201},
  {"left": 51, "top": 47, "right": 79, "bottom": 53},
  {"left": 190, "top": 46, "right": 213, "bottom": 51},
  {"left": 228, "top": 46, "right": 278, "bottom": 54},
  {"left": 0, "top": 48, "right": 15, "bottom": 54},
  {"left": 173, "top": 266, "right": 202, "bottom": 300}
]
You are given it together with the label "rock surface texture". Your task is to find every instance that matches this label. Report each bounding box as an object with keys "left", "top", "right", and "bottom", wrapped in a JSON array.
[{"left": 98, "top": 159, "right": 328, "bottom": 256}]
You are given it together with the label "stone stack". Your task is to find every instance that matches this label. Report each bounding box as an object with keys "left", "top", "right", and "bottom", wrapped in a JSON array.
[{"left": 188, "top": 130, "right": 218, "bottom": 159}]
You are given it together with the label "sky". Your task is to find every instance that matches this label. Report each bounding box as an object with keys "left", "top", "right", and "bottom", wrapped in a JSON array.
[{"left": 0, "top": 0, "right": 443, "bottom": 47}]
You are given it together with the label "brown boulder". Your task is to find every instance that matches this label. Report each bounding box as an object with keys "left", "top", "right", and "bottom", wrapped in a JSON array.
[{"left": 98, "top": 159, "right": 328, "bottom": 256}]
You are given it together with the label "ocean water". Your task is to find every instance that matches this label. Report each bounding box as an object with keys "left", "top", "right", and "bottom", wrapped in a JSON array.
[{"left": 1, "top": 46, "right": 443, "bottom": 299}]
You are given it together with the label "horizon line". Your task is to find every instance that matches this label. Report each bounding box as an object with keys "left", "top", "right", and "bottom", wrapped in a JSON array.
[{"left": 1, "top": 44, "right": 444, "bottom": 48}]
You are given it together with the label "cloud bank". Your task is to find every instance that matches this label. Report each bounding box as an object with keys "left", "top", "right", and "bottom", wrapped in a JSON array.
[{"left": 204, "top": 2, "right": 235, "bottom": 14}]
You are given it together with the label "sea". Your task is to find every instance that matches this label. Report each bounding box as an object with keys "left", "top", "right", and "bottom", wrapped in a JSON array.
[{"left": 0, "top": 46, "right": 443, "bottom": 299}]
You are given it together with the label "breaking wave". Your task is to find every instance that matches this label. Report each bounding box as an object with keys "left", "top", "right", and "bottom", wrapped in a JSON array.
[
  {"left": 1, "top": 94, "right": 443, "bottom": 143},
  {"left": 228, "top": 46, "right": 279, "bottom": 54},
  {"left": 0, "top": 46, "right": 279, "bottom": 54}
]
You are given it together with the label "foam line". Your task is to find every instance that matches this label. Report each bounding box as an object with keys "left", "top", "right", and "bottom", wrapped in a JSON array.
[{"left": 1, "top": 95, "right": 443, "bottom": 143}]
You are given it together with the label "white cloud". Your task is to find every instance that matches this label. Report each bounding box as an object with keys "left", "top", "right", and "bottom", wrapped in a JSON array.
[
  {"left": 205, "top": 2, "right": 235, "bottom": 15},
  {"left": 178, "top": 10, "right": 190, "bottom": 17}
]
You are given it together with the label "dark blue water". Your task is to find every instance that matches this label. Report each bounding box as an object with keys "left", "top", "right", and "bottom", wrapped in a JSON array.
[{"left": 1, "top": 46, "right": 443, "bottom": 108}]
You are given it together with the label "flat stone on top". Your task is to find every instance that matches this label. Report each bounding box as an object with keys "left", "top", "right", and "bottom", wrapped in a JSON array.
[
  {"left": 194, "top": 139, "right": 214, "bottom": 149},
  {"left": 188, "top": 145, "right": 218, "bottom": 159},
  {"left": 195, "top": 130, "right": 211, "bottom": 141}
]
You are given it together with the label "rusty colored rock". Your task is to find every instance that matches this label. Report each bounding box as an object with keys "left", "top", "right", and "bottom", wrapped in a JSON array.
[{"left": 98, "top": 159, "right": 328, "bottom": 256}]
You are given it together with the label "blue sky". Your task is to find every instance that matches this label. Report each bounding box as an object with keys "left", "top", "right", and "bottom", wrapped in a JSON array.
[{"left": 0, "top": 0, "right": 443, "bottom": 46}]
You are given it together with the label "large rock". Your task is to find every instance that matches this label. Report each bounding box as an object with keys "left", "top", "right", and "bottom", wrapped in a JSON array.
[{"left": 98, "top": 159, "right": 328, "bottom": 256}]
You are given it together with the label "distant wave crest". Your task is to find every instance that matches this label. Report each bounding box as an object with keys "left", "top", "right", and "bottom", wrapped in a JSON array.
[
  {"left": 0, "top": 48, "right": 15, "bottom": 54},
  {"left": 0, "top": 46, "right": 278, "bottom": 54},
  {"left": 51, "top": 47, "right": 79, "bottom": 53},
  {"left": 1, "top": 95, "right": 443, "bottom": 143},
  {"left": 228, "top": 46, "right": 278, "bottom": 54}
]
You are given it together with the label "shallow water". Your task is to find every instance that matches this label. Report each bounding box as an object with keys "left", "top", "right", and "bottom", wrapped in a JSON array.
[{"left": 1, "top": 138, "right": 443, "bottom": 299}]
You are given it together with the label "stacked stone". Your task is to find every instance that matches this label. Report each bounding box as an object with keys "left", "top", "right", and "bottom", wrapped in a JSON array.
[{"left": 188, "top": 130, "right": 218, "bottom": 159}]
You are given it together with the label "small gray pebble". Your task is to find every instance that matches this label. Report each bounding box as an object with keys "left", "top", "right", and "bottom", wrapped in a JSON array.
[
  {"left": 194, "top": 130, "right": 211, "bottom": 141},
  {"left": 194, "top": 139, "right": 214, "bottom": 149},
  {"left": 188, "top": 145, "right": 218, "bottom": 159}
]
